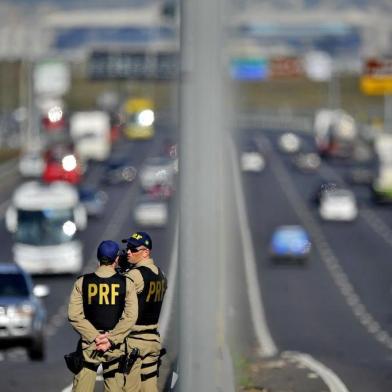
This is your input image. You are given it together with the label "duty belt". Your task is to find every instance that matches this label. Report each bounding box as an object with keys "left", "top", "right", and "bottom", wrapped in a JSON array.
[{"left": 129, "top": 329, "right": 159, "bottom": 336}]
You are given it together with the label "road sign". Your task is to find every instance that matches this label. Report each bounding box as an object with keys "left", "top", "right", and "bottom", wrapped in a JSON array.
[
  {"left": 34, "top": 60, "right": 70, "bottom": 97},
  {"left": 269, "top": 57, "right": 304, "bottom": 79},
  {"left": 88, "top": 50, "right": 178, "bottom": 80},
  {"left": 361, "top": 58, "right": 392, "bottom": 95},
  {"left": 230, "top": 58, "right": 268, "bottom": 81}
]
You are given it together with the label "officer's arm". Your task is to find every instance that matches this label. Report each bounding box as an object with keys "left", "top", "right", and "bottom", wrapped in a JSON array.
[
  {"left": 127, "top": 269, "right": 144, "bottom": 294},
  {"left": 68, "top": 277, "right": 100, "bottom": 344},
  {"left": 108, "top": 277, "right": 138, "bottom": 345}
]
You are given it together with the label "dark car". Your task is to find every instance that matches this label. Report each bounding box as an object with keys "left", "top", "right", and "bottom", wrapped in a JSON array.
[
  {"left": 346, "top": 168, "right": 374, "bottom": 186},
  {"left": 292, "top": 152, "right": 321, "bottom": 173},
  {"left": 102, "top": 157, "right": 137, "bottom": 185},
  {"left": 0, "top": 263, "right": 49, "bottom": 360},
  {"left": 78, "top": 186, "right": 108, "bottom": 217}
]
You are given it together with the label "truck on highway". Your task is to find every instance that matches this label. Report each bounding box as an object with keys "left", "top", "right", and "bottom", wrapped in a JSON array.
[
  {"left": 70, "top": 111, "right": 111, "bottom": 162},
  {"left": 314, "top": 109, "right": 358, "bottom": 159},
  {"left": 123, "top": 98, "right": 155, "bottom": 140},
  {"left": 5, "top": 181, "right": 87, "bottom": 274}
]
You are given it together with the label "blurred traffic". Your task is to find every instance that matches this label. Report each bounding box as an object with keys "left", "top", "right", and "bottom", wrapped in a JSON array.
[{"left": 0, "top": 58, "right": 178, "bottom": 367}]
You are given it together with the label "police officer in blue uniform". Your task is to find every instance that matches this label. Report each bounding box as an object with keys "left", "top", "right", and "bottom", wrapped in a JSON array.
[{"left": 68, "top": 240, "right": 138, "bottom": 392}]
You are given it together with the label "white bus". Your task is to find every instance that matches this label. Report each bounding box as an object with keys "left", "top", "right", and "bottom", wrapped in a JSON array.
[{"left": 5, "top": 181, "right": 87, "bottom": 274}]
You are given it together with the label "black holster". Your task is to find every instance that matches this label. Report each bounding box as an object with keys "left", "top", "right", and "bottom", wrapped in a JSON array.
[
  {"left": 118, "top": 346, "right": 140, "bottom": 375},
  {"left": 64, "top": 340, "right": 84, "bottom": 375}
]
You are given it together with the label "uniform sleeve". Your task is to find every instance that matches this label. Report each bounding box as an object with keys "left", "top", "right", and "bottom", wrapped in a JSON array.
[
  {"left": 109, "top": 277, "right": 139, "bottom": 345},
  {"left": 68, "top": 277, "right": 100, "bottom": 344},
  {"left": 126, "top": 269, "right": 144, "bottom": 294}
]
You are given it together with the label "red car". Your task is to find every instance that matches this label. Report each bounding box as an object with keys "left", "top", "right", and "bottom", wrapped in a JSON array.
[{"left": 42, "top": 156, "right": 82, "bottom": 185}]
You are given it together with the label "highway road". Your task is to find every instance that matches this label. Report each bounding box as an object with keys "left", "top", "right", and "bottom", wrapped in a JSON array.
[
  {"left": 239, "top": 128, "right": 392, "bottom": 392},
  {"left": 1, "top": 124, "right": 392, "bottom": 391},
  {"left": 0, "top": 126, "right": 177, "bottom": 392}
]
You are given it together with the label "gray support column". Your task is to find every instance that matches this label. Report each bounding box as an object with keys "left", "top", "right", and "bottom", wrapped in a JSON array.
[{"left": 177, "top": 0, "right": 233, "bottom": 390}]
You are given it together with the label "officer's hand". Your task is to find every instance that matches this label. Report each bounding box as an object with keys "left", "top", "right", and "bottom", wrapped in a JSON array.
[
  {"left": 96, "top": 341, "right": 112, "bottom": 352},
  {"left": 95, "top": 332, "right": 109, "bottom": 346}
]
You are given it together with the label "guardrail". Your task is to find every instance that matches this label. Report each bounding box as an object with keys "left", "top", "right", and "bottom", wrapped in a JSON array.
[
  {"left": 236, "top": 112, "right": 314, "bottom": 132},
  {"left": 157, "top": 110, "right": 315, "bottom": 133}
]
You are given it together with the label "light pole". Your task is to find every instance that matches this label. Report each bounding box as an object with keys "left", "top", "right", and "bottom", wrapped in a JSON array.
[{"left": 177, "top": 0, "right": 235, "bottom": 390}]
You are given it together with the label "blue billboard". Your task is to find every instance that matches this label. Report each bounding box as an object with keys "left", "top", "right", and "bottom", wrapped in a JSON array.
[{"left": 230, "top": 58, "right": 268, "bottom": 81}]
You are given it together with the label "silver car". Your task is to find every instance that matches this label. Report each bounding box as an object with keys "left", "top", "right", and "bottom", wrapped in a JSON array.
[
  {"left": 0, "top": 263, "right": 49, "bottom": 360},
  {"left": 319, "top": 188, "right": 358, "bottom": 222},
  {"left": 133, "top": 195, "right": 169, "bottom": 228},
  {"left": 139, "top": 156, "right": 176, "bottom": 193}
]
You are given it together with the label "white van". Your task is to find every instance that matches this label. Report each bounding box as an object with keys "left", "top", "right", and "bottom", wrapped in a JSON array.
[
  {"left": 5, "top": 181, "right": 87, "bottom": 274},
  {"left": 70, "top": 111, "right": 111, "bottom": 162}
]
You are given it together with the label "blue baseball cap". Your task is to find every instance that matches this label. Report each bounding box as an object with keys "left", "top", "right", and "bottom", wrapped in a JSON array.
[
  {"left": 122, "top": 232, "right": 152, "bottom": 250},
  {"left": 97, "top": 240, "right": 120, "bottom": 261}
]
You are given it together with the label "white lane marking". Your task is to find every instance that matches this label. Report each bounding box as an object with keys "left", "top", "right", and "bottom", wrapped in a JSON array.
[
  {"left": 283, "top": 351, "right": 349, "bottom": 392},
  {"left": 171, "top": 371, "right": 179, "bottom": 388},
  {"left": 361, "top": 209, "right": 392, "bottom": 247},
  {"left": 229, "top": 136, "right": 278, "bottom": 357},
  {"left": 159, "top": 220, "right": 178, "bottom": 342},
  {"left": 260, "top": 135, "right": 392, "bottom": 352}
]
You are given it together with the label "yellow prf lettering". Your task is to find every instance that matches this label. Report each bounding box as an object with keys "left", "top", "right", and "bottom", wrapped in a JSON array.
[
  {"left": 154, "top": 281, "right": 161, "bottom": 302},
  {"left": 131, "top": 233, "right": 142, "bottom": 240},
  {"left": 99, "top": 284, "right": 110, "bottom": 305},
  {"left": 160, "top": 280, "right": 166, "bottom": 301},
  {"left": 111, "top": 284, "right": 120, "bottom": 304},
  {"left": 88, "top": 284, "right": 98, "bottom": 304},
  {"left": 146, "top": 281, "right": 156, "bottom": 302}
]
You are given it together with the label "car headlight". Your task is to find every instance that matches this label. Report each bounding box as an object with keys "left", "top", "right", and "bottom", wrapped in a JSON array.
[
  {"left": 8, "top": 303, "right": 34, "bottom": 317},
  {"left": 62, "top": 154, "right": 77, "bottom": 172},
  {"left": 137, "top": 109, "right": 154, "bottom": 127}
]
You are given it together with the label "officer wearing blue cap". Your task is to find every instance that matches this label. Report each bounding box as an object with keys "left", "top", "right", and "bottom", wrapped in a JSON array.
[
  {"left": 120, "top": 231, "right": 167, "bottom": 392},
  {"left": 67, "top": 240, "right": 138, "bottom": 392}
]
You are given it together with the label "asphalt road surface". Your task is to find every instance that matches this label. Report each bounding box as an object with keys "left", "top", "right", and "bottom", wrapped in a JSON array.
[
  {"left": 1, "top": 125, "right": 392, "bottom": 391},
  {"left": 239, "top": 128, "right": 392, "bottom": 392}
]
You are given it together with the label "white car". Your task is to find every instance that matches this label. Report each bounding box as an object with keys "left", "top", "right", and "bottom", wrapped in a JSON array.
[
  {"left": 139, "top": 157, "right": 175, "bottom": 193},
  {"left": 278, "top": 132, "right": 301, "bottom": 154},
  {"left": 241, "top": 151, "right": 265, "bottom": 172},
  {"left": 319, "top": 189, "right": 358, "bottom": 221},
  {"left": 133, "top": 196, "right": 168, "bottom": 228}
]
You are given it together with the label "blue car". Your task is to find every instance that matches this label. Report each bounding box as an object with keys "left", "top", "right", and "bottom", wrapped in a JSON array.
[
  {"left": 102, "top": 156, "right": 137, "bottom": 185},
  {"left": 269, "top": 225, "right": 311, "bottom": 263}
]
